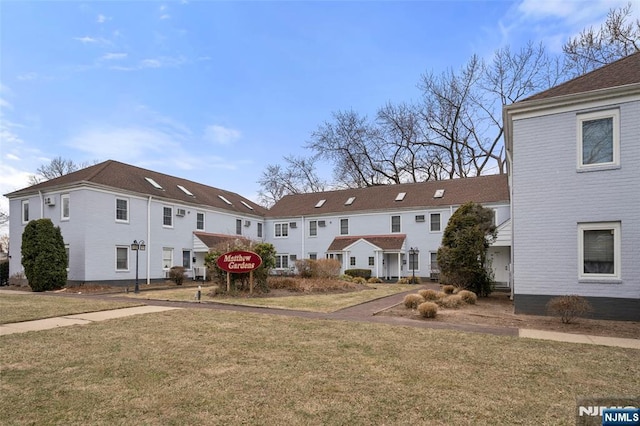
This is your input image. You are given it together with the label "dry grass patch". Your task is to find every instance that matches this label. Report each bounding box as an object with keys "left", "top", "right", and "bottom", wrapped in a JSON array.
[
  {"left": 0, "top": 309, "right": 638, "bottom": 425},
  {"left": 0, "top": 294, "right": 142, "bottom": 324}
]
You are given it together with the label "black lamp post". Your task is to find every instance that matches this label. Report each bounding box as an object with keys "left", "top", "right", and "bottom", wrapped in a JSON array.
[
  {"left": 409, "top": 247, "right": 419, "bottom": 284},
  {"left": 131, "top": 240, "right": 146, "bottom": 293}
]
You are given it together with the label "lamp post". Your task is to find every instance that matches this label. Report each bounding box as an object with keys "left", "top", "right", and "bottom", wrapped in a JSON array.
[
  {"left": 131, "top": 240, "right": 146, "bottom": 293},
  {"left": 409, "top": 247, "right": 419, "bottom": 284}
]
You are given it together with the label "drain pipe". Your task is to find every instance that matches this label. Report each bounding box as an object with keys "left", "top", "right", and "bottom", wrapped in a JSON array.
[{"left": 147, "top": 196, "right": 152, "bottom": 285}]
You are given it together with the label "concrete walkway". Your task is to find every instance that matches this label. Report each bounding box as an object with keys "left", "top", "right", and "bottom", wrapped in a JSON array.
[{"left": 1, "top": 288, "right": 639, "bottom": 349}]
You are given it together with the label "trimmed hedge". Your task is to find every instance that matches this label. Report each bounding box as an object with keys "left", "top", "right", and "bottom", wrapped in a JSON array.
[{"left": 344, "top": 269, "right": 372, "bottom": 279}]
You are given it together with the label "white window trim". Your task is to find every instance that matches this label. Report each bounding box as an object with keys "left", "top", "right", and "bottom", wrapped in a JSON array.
[
  {"left": 578, "top": 221, "right": 621, "bottom": 281},
  {"left": 162, "top": 206, "right": 173, "bottom": 228},
  {"left": 21, "top": 200, "right": 29, "bottom": 224},
  {"left": 391, "top": 215, "right": 401, "bottom": 233},
  {"left": 274, "top": 222, "right": 289, "bottom": 238},
  {"left": 115, "top": 198, "right": 129, "bottom": 223},
  {"left": 577, "top": 109, "right": 620, "bottom": 171},
  {"left": 340, "top": 218, "right": 349, "bottom": 235},
  {"left": 115, "top": 246, "right": 129, "bottom": 272},
  {"left": 429, "top": 213, "right": 441, "bottom": 232},
  {"left": 162, "top": 247, "right": 174, "bottom": 270},
  {"left": 309, "top": 220, "right": 318, "bottom": 237},
  {"left": 61, "top": 194, "right": 70, "bottom": 221},
  {"left": 196, "top": 211, "right": 205, "bottom": 231}
]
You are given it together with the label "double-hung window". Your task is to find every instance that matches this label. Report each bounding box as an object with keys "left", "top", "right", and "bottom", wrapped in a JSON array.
[
  {"left": 391, "top": 215, "right": 401, "bottom": 233},
  {"left": 578, "top": 222, "right": 621, "bottom": 280},
  {"left": 163, "top": 207, "right": 173, "bottom": 227},
  {"left": 115, "top": 198, "right": 128, "bottom": 222},
  {"left": 275, "top": 222, "right": 288, "bottom": 238},
  {"left": 430, "top": 213, "right": 441, "bottom": 232},
  {"left": 116, "top": 246, "right": 129, "bottom": 271},
  {"left": 196, "top": 212, "right": 205, "bottom": 231},
  {"left": 340, "top": 218, "right": 349, "bottom": 235},
  {"left": 577, "top": 109, "right": 620, "bottom": 170},
  {"left": 309, "top": 220, "right": 318, "bottom": 237},
  {"left": 22, "top": 200, "right": 29, "bottom": 223},
  {"left": 61, "top": 194, "right": 70, "bottom": 221}
]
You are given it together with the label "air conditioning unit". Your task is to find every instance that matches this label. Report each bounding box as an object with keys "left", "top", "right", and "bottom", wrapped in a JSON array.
[
  {"left": 244, "top": 220, "right": 251, "bottom": 227},
  {"left": 318, "top": 220, "right": 326, "bottom": 227},
  {"left": 289, "top": 222, "right": 297, "bottom": 228},
  {"left": 44, "top": 196, "right": 55, "bottom": 206},
  {"left": 176, "top": 208, "right": 186, "bottom": 217}
]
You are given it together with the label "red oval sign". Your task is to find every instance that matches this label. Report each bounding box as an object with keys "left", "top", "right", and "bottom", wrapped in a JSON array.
[{"left": 216, "top": 250, "right": 262, "bottom": 273}]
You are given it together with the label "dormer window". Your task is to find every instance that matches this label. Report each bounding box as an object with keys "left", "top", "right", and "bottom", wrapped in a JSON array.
[
  {"left": 395, "top": 192, "right": 406, "bottom": 201},
  {"left": 145, "top": 177, "right": 164, "bottom": 190}
]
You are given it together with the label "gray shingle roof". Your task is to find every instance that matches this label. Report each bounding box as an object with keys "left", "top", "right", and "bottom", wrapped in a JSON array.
[
  {"left": 267, "top": 174, "right": 509, "bottom": 217},
  {"left": 524, "top": 51, "right": 640, "bottom": 101},
  {"left": 5, "top": 160, "right": 268, "bottom": 216}
]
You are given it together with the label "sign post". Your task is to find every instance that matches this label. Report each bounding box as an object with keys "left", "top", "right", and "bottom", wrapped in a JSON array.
[{"left": 216, "top": 250, "right": 263, "bottom": 294}]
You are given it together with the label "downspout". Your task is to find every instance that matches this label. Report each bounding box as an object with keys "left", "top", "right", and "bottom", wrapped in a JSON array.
[
  {"left": 506, "top": 149, "right": 514, "bottom": 301},
  {"left": 147, "top": 196, "right": 152, "bottom": 285},
  {"left": 38, "top": 191, "right": 44, "bottom": 218},
  {"left": 301, "top": 215, "right": 305, "bottom": 261}
]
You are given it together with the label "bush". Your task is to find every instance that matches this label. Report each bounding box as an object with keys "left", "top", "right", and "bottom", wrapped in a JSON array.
[
  {"left": 315, "top": 259, "right": 342, "bottom": 278},
  {"left": 457, "top": 290, "right": 477, "bottom": 304},
  {"left": 339, "top": 274, "right": 353, "bottom": 282},
  {"left": 438, "top": 294, "right": 464, "bottom": 309},
  {"left": 367, "top": 277, "right": 382, "bottom": 284},
  {"left": 403, "top": 293, "right": 425, "bottom": 309},
  {"left": 344, "top": 269, "right": 372, "bottom": 279},
  {"left": 168, "top": 266, "right": 186, "bottom": 285},
  {"left": 442, "top": 285, "right": 456, "bottom": 294},
  {"left": 397, "top": 277, "right": 410, "bottom": 284},
  {"left": 21, "top": 219, "right": 67, "bottom": 292},
  {"left": 352, "top": 276, "right": 367, "bottom": 284},
  {"left": 547, "top": 295, "right": 593, "bottom": 324},
  {"left": 295, "top": 259, "right": 316, "bottom": 278},
  {"left": 418, "top": 289, "right": 439, "bottom": 301},
  {"left": 0, "top": 260, "right": 8, "bottom": 286},
  {"left": 417, "top": 302, "right": 438, "bottom": 318},
  {"left": 268, "top": 277, "right": 300, "bottom": 291}
]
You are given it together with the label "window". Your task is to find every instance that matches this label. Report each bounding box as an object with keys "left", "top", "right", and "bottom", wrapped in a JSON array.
[
  {"left": 275, "top": 254, "right": 289, "bottom": 269},
  {"left": 116, "top": 246, "right": 129, "bottom": 271},
  {"left": 579, "top": 222, "right": 621, "bottom": 280},
  {"left": 315, "top": 199, "right": 326, "bottom": 208},
  {"left": 236, "top": 219, "right": 242, "bottom": 235},
  {"left": 196, "top": 212, "right": 205, "bottom": 230},
  {"left": 395, "top": 192, "right": 406, "bottom": 201},
  {"left": 21, "top": 200, "right": 29, "bottom": 223},
  {"left": 340, "top": 218, "right": 349, "bottom": 235},
  {"left": 430, "top": 213, "right": 441, "bottom": 232},
  {"left": 145, "top": 177, "right": 164, "bottom": 190},
  {"left": 391, "top": 215, "right": 401, "bottom": 233},
  {"left": 309, "top": 220, "right": 318, "bottom": 237},
  {"left": 577, "top": 109, "right": 620, "bottom": 169},
  {"left": 349, "top": 256, "right": 356, "bottom": 266},
  {"left": 61, "top": 194, "right": 70, "bottom": 220},
  {"left": 162, "top": 248, "right": 173, "bottom": 270},
  {"left": 163, "top": 207, "right": 173, "bottom": 227},
  {"left": 275, "top": 222, "right": 289, "bottom": 238},
  {"left": 430, "top": 252, "right": 439, "bottom": 273},
  {"left": 257, "top": 222, "right": 263, "bottom": 238},
  {"left": 177, "top": 185, "right": 194, "bottom": 196},
  {"left": 115, "top": 198, "right": 128, "bottom": 222},
  {"left": 182, "top": 250, "right": 191, "bottom": 268},
  {"left": 218, "top": 194, "right": 232, "bottom": 205},
  {"left": 368, "top": 257, "right": 374, "bottom": 266},
  {"left": 433, "top": 189, "right": 445, "bottom": 198},
  {"left": 345, "top": 197, "right": 356, "bottom": 205},
  {"left": 309, "top": 253, "right": 317, "bottom": 260}
]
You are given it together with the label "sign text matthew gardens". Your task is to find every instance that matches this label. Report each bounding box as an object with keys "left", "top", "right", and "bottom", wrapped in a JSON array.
[{"left": 216, "top": 251, "right": 262, "bottom": 274}]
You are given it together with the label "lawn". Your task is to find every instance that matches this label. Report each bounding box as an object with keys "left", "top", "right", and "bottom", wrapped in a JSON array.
[
  {"left": 0, "top": 294, "right": 142, "bottom": 324},
  {"left": 1, "top": 307, "right": 638, "bottom": 425},
  {"left": 121, "top": 284, "right": 417, "bottom": 313}
]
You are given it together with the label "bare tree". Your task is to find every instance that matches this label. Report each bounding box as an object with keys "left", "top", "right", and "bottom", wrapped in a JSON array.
[
  {"left": 257, "top": 155, "right": 327, "bottom": 207},
  {"left": 28, "top": 156, "right": 96, "bottom": 185},
  {"left": 563, "top": 2, "right": 640, "bottom": 75},
  {"left": 0, "top": 210, "right": 8, "bottom": 226}
]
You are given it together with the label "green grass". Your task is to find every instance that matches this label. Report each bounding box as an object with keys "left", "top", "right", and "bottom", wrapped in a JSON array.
[
  {"left": 0, "top": 294, "right": 142, "bottom": 324},
  {"left": 121, "top": 284, "right": 416, "bottom": 313},
  {"left": 0, "top": 308, "right": 638, "bottom": 425}
]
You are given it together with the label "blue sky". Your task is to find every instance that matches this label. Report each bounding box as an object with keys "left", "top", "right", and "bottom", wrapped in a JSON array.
[{"left": 1, "top": 0, "right": 637, "bottom": 219}]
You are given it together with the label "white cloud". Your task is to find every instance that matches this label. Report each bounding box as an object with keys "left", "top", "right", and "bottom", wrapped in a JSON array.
[
  {"left": 0, "top": 98, "right": 12, "bottom": 111},
  {"left": 16, "top": 72, "right": 39, "bottom": 81},
  {"left": 100, "top": 52, "right": 127, "bottom": 61},
  {"left": 204, "top": 125, "right": 242, "bottom": 145},
  {"left": 111, "top": 56, "right": 186, "bottom": 71},
  {"left": 97, "top": 14, "right": 111, "bottom": 24},
  {"left": 74, "top": 36, "right": 111, "bottom": 46}
]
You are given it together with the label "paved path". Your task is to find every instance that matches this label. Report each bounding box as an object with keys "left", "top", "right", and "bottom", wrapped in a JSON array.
[{"left": 1, "top": 288, "right": 639, "bottom": 349}]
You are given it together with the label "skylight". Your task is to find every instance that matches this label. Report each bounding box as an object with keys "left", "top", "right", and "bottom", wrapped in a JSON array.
[
  {"left": 218, "top": 195, "right": 233, "bottom": 205},
  {"left": 177, "top": 185, "right": 194, "bottom": 197},
  {"left": 345, "top": 196, "right": 356, "bottom": 205},
  {"left": 315, "top": 199, "right": 326, "bottom": 208},
  {"left": 434, "top": 189, "right": 445, "bottom": 198},
  {"left": 241, "top": 200, "right": 254, "bottom": 210},
  {"left": 395, "top": 192, "right": 406, "bottom": 201},
  {"left": 145, "top": 177, "right": 164, "bottom": 190}
]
